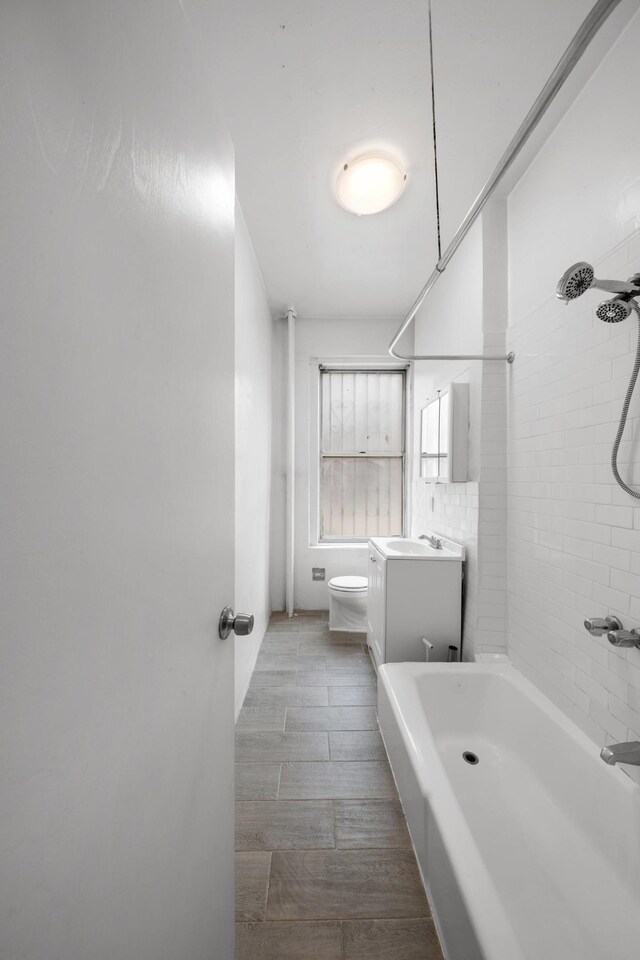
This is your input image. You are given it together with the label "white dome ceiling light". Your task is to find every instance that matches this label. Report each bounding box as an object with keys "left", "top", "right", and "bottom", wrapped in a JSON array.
[{"left": 336, "top": 153, "right": 407, "bottom": 216}]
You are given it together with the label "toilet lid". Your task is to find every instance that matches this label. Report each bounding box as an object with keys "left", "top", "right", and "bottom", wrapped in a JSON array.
[{"left": 329, "top": 575, "right": 367, "bottom": 592}]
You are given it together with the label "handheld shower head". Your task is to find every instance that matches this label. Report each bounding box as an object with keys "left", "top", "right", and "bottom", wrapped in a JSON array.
[
  {"left": 556, "top": 261, "right": 594, "bottom": 301},
  {"left": 556, "top": 262, "right": 640, "bottom": 302},
  {"left": 596, "top": 298, "right": 633, "bottom": 323}
]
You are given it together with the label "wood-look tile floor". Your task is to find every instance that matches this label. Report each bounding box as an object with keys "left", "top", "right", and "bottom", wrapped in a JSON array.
[{"left": 235, "top": 611, "right": 443, "bottom": 960}]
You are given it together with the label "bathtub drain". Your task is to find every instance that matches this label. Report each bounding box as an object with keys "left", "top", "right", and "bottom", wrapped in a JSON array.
[{"left": 463, "top": 751, "right": 479, "bottom": 765}]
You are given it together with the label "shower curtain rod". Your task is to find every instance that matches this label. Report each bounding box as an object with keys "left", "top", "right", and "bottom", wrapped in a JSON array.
[{"left": 388, "top": 0, "right": 623, "bottom": 364}]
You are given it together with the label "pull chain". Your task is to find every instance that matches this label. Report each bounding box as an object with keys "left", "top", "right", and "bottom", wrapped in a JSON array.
[{"left": 428, "top": 0, "right": 442, "bottom": 262}]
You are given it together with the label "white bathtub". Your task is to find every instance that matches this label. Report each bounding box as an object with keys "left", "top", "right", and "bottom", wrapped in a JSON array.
[{"left": 378, "top": 661, "right": 640, "bottom": 960}]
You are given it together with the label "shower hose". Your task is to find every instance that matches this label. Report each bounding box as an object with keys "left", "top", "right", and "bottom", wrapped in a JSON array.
[{"left": 611, "top": 301, "right": 640, "bottom": 499}]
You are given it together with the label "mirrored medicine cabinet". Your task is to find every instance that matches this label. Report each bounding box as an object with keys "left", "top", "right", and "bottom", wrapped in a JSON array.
[{"left": 420, "top": 382, "right": 469, "bottom": 483}]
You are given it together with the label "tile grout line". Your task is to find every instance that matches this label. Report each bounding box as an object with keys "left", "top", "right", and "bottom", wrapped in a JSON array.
[
  {"left": 239, "top": 916, "right": 438, "bottom": 923},
  {"left": 237, "top": 795, "right": 399, "bottom": 802},
  {"left": 242, "top": 913, "right": 433, "bottom": 922},
  {"left": 331, "top": 798, "right": 336, "bottom": 851},
  {"left": 260, "top": 911, "right": 433, "bottom": 923},
  {"left": 263, "top": 850, "right": 272, "bottom": 924},
  {"left": 238, "top": 846, "right": 413, "bottom": 854}
]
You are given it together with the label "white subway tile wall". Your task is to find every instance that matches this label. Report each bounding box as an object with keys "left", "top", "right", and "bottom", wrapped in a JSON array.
[
  {"left": 477, "top": 342, "right": 508, "bottom": 657},
  {"left": 413, "top": 479, "right": 479, "bottom": 660},
  {"left": 507, "top": 235, "right": 640, "bottom": 784}
]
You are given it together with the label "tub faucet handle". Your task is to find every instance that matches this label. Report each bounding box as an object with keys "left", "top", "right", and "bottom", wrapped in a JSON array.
[
  {"left": 607, "top": 628, "right": 640, "bottom": 649},
  {"left": 584, "top": 616, "right": 622, "bottom": 636}
]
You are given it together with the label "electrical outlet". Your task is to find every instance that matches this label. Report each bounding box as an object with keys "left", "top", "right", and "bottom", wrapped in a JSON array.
[{"left": 312, "top": 567, "right": 325, "bottom": 581}]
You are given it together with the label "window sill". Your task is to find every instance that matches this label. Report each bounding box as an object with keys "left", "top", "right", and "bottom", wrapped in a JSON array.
[{"left": 311, "top": 542, "right": 370, "bottom": 549}]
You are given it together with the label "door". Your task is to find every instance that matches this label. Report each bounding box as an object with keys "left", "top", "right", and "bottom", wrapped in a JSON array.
[{"left": 0, "top": 3, "right": 235, "bottom": 959}]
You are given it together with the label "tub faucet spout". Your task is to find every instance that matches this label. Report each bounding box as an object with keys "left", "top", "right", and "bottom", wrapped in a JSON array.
[{"left": 600, "top": 741, "right": 640, "bottom": 766}]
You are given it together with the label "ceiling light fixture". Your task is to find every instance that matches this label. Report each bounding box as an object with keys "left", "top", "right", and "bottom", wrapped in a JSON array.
[{"left": 336, "top": 153, "right": 407, "bottom": 216}]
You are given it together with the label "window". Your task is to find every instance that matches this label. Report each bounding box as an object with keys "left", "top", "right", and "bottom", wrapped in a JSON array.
[{"left": 319, "top": 367, "right": 406, "bottom": 541}]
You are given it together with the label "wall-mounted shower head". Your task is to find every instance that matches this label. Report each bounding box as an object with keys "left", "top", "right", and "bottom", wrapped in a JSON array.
[
  {"left": 556, "top": 261, "right": 640, "bottom": 302},
  {"left": 596, "top": 298, "right": 633, "bottom": 323}
]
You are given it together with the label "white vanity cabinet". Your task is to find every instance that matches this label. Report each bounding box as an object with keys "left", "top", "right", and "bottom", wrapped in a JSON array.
[{"left": 366, "top": 536, "right": 464, "bottom": 668}]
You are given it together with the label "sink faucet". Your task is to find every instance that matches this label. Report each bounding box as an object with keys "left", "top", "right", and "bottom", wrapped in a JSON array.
[
  {"left": 600, "top": 741, "right": 640, "bottom": 766},
  {"left": 419, "top": 534, "right": 442, "bottom": 549}
]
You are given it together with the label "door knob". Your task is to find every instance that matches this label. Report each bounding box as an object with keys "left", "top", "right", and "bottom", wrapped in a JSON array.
[{"left": 218, "top": 606, "right": 254, "bottom": 640}]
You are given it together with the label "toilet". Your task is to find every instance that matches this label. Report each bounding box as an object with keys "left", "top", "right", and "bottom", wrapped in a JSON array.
[{"left": 328, "top": 576, "right": 368, "bottom": 632}]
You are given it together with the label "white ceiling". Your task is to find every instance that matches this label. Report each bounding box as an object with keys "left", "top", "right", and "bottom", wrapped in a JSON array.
[{"left": 216, "top": 0, "right": 631, "bottom": 321}]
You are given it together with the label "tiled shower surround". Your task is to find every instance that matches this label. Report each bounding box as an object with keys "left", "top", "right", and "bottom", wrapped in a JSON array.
[
  {"left": 411, "top": 233, "right": 640, "bottom": 783},
  {"left": 507, "top": 235, "right": 640, "bottom": 782}
]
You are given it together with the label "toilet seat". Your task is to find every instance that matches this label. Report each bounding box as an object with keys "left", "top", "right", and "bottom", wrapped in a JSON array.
[{"left": 329, "top": 575, "right": 367, "bottom": 593}]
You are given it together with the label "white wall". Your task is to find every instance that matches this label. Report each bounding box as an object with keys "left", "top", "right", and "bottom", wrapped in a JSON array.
[
  {"left": 235, "top": 205, "right": 272, "bottom": 714},
  {"left": 270, "top": 316, "right": 400, "bottom": 611},
  {"left": 0, "top": 2, "right": 237, "bottom": 955},
  {"left": 270, "top": 316, "right": 288, "bottom": 609},
  {"left": 506, "top": 10, "right": 640, "bottom": 781}
]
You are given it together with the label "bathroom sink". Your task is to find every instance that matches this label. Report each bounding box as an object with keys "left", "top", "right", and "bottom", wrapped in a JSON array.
[
  {"left": 370, "top": 537, "right": 465, "bottom": 561},
  {"left": 384, "top": 540, "right": 435, "bottom": 556}
]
